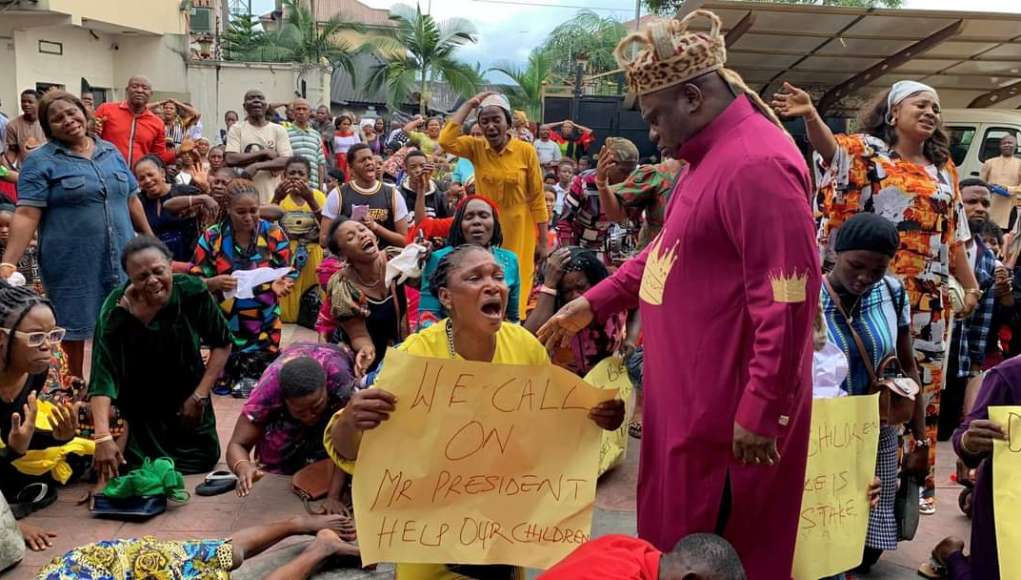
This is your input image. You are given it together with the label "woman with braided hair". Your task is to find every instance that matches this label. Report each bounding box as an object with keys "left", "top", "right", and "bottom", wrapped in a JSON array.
[
  {"left": 0, "top": 282, "right": 77, "bottom": 552},
  {"left": 325, "top": 244, "right": 625, "bottom": 580},
  {"left": 525, "top": 246, "right": 625, "bottom": 376},
  {"left": 190, "top": 179, "right": 296, "bottom": 396},
  {"left": 90, "top": 236, "right": 233, "bottom": 477}
]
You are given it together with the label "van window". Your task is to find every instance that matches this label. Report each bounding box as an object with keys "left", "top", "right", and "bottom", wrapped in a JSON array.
[
  {"left": 979, "top": 127, "right": 1021, "bottom": 162},
  {"left": 947, "top": 126, "right": 976, "bottom": 167}
]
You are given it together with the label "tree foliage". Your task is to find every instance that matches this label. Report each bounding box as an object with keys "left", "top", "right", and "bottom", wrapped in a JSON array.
[
  {"left": 227, "top": 0, "right": 371, "bottom": 83},
  {"left": 220, "top": 13, "right": 264, "bottom": 61},
  {"left": 541, "top": 10, "right": 628, "bottom": 79},
  {"left": 364, "top": 3, "right": 481, "bottom": 114},
  {"left": 643, "top": 0, "right": 902, "bottom": 14},
  {"left": 489, "top": 49, "right": 557, "bottom": 123}
]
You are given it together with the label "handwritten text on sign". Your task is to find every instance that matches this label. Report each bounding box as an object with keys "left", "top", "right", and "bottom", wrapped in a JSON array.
[
  {"left": 991, "top": 406, "right": 1021, "bottom": 580},
  {"left": 352, "top": 348, "right": 616, "bottom": 569},
  {"left": 792, "top": 394, "right": 879, "bottom": 580}
]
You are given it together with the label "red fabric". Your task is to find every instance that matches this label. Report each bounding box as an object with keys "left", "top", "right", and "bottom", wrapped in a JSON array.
[
  {"left": 405, "top": 217, "right": 453, "bottom": 245},
  {"left": 0, "top": 180, "right": 15, "bottom": 202},
  {"left": 95, "top": 101, "right": 174, "bottom": 167},
  {"left": 538, "top": 535, "right": 660, "bottom": 580}
]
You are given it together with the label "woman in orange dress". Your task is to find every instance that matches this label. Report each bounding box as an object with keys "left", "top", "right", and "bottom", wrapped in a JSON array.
[{"left": 774, "top": 80, "right": 981, "bottom": 515}]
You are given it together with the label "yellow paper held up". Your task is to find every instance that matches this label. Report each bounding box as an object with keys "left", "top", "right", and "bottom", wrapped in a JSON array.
[
  {"left": 792, "top": 394, "right": 880, "bottom": 580},
  {"left": 352, "top": 348, "right": 617, "bottom": 569},
  {"left": 990, "top": 406, "right": 1021, "bottom": 580},
  {"left": 583, "top": 357, "right": 633, "bottom": 476}
]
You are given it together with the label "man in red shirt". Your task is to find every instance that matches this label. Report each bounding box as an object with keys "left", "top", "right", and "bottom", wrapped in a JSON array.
[{"left": 95, "top": 76, "right": 174, "bottom": 167}]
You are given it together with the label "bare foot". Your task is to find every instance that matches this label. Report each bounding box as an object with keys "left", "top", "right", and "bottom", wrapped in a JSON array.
[
  {"left": 313, "top": 529, "right": 360, "bottom": 558},
  {"left": 19, "top": 522, "right": 56, "bottom": 552},
  {"left": 932, "top": 536, "right": 966, "bottom": 565},
  {"left": 292, "top": 514, "right": 357, "bottom": 541}
]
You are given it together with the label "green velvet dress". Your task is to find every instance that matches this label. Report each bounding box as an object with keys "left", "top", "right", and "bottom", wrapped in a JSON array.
[{"left": 88, "top": 275, "right": 233, "bottom": 474}]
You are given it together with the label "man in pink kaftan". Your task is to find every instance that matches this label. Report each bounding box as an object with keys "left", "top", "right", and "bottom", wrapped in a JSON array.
[{"left": 539, "top": 11, "right": 820, "bottom": 579}]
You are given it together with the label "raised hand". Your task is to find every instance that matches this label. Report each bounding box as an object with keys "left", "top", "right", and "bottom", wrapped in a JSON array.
[
  {"left": 770, "top": 82, "right": 816, "bottom": 119},
  {"left": 8, "top": 391, "right": 38, "bottom": 454}
]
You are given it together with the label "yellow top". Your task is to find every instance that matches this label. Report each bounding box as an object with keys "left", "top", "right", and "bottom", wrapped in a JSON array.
[
  {"left": 280, "top": 189, "right": 328, "bottom": 213},
  {"left": 323, "top": 321, "right": 546, "bottom": 580},
  {"left": 438, "top": 122, "right": 548, "bottom": 314}
]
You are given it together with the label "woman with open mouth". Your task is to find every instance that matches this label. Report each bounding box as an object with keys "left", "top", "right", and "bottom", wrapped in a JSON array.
[
  {"left": 773, "top": 80, "right": 980, "bottom": 519},
  {"left": 417, "top": 195, "right": 521, "bottom": 330},
  {"left": 325, "top": 243, "right": 625, "bottom": 580},
  {"left": 90, "top": 236, "right": 232, "bottom": 477},
  {"left": 319, "top": 219, "right": 409, "bottom": 377},
  {"left": 439, "top": 92, "right": 549, "bottom": 317}
]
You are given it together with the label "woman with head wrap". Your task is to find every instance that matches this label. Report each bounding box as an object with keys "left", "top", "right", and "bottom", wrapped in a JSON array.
[
  {"left": 439, "top": 92, "right": 549, "bottom": 314},
  {"left": 820, "top": 212, "right": 924, "bottom": 571},
  {"left": 774, "top": 79, "right": 980, "bottom": 515}
]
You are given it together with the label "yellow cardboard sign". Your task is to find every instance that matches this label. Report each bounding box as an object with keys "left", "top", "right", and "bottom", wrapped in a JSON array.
[
  {"left": 352, "top": 348, "right": 618, "bottom": 569},
  {"left": 990, "top": 406, "right": 1021, "bottom": 580},
  {"left": 792, "top": 394, "right": 880, "bottom": 580},
  {"left": 585, "top": 357, "right": 633, "bottom": 476}
]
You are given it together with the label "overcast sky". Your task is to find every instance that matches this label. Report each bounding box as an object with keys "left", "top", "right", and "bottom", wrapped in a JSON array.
[{"left": 251, "top": 0, "right": 1020, "bottom": 78}]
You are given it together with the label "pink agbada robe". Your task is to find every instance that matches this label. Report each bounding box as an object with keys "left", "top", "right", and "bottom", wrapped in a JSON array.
[{"left": 585, "top": 96, "right": 819, "bottom": 580}]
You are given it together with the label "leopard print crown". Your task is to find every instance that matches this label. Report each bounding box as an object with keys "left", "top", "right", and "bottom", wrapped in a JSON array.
[{"left": 614, "top": 10, "right": 727, "bottom": 97}]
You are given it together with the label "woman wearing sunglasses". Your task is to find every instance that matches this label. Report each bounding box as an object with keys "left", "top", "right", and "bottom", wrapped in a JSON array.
[{"left": 0, "top": 282, "right": 79, "bottom": 553}]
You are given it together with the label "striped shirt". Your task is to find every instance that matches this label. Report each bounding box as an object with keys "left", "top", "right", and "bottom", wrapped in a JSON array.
[{"left": 287, "top": 124, "right": 326, "bottom": 186}]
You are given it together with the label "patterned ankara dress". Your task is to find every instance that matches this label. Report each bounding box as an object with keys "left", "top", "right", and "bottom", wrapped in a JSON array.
[
  {"left": 191, "top": 219, "right": 296, "bottom": 383},
  {"left": 815, "top": 133, "right": 970, "bottom": 499},
  {"left": 38, "top": 536, "right": 233, "bottom": 579}
]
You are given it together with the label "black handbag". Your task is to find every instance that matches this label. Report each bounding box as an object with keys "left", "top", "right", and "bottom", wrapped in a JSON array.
[
  {"left": 894, "top": 472, "right": 920, "bottom": 541},
  {"left": 297, "top": 285, "right": 321, "bottom": 330}
]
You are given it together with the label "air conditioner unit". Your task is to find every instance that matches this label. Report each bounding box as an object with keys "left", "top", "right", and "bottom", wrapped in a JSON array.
[{"left": 190, "top": 7, "right": 214, "bottom": 34}]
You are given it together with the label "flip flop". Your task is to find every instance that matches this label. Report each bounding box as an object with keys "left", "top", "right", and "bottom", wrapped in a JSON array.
[
  {"left": 196, "top": 470, "right": 238, "bottom": 497},
  {"left": 11, "top": 483, "right": 57, "bottom": 519},
  {"left": 628, "top": 420, "right": 642, "bottom": 439}
]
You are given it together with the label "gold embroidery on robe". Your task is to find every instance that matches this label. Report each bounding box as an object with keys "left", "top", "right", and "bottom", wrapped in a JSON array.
[
  {"left": 640, "top": 235, "right": 677, "bottom": 306},
  {"left": 769, "top": 270, "right": 808, "bottom": 304}
]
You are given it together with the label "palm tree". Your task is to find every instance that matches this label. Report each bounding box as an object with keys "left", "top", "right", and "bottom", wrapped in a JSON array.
[
  {"left": 241, "top": 0, "right": 369, "bottom": 82},
  {"left": 542, "top": 10, "right": 627, "bottom": 80},
  {"left": 364, "top": 3, "right": 480, "bottom": 114},
  {"left": 489, "top": 49, "right": 557, "bottom": 123}
]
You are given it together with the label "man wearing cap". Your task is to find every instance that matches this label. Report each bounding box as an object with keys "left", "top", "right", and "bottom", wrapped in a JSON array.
[{"left": 539, "top": 10, "right": 819, "bottom": 579}]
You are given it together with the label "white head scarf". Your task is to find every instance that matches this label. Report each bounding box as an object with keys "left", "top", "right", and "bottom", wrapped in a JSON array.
[
  {"left": 479, "top": 94, "right": 511, "bottom": 116},
  {"left": 887, "top": 80, "right": 939, "bottom": 113}
]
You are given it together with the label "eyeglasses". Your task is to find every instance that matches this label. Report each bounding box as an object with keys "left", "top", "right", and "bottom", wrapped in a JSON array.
[{"left": 0, "top": 327, "right": 66, "bottom": 347}]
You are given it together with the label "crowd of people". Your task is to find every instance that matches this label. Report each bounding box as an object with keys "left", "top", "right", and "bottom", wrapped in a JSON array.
[{"left": 0, "top": 6, "right": 1016, "bottom": 580}]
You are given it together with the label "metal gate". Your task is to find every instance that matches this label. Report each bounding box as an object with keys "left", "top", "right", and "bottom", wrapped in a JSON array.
[{"left": 543, "top": 95, "right": 657, "bottom": 160}]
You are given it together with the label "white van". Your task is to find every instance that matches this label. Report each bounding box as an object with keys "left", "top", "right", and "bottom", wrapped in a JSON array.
[{"left": 943, "top": 109, "right": 1021, "bottom": 179}]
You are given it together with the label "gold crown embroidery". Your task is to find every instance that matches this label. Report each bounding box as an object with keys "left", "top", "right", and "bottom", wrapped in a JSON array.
[
  {"left": 640, "top": 236, "right": 678, "bottom": 306},
  {"left": 770, "top": 271, "right": 808, "bottom": 304}
]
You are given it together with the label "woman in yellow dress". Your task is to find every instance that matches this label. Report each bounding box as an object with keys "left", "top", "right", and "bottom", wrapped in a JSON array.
[
  {"left": 324, "top": 244, "right": 624, "bottom": 580},
  {"left": 439, "top": 93, "right": 549, "bottom": 315},
  {"left": 269, "top": 157, "right": 327, "bottom": 324}
]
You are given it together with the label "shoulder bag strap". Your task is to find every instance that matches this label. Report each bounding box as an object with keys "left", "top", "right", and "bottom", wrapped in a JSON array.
[{"left": 823, "top": 276, "right": 879, "bottom": 385}]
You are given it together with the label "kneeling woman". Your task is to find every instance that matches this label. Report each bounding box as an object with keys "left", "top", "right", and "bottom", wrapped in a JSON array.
[
  {"left": 524, "top": 247, "right": 625, "bottom": 376},
  {"left": 90, "top": 237, "right": 233, "bottom": 477},
  {"left": 325, "top": 245, "right": 624, "bottom": 579},
  {"left": 191, "top": 179, "right": 296, "bottom": 392},
  {"left": 417, "top": 195, "right": 520, "bottom": 330}
]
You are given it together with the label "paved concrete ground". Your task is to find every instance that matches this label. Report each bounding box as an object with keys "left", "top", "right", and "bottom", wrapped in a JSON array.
[{"left": 10, "top": 325, "right": 971, "bottom": 578}]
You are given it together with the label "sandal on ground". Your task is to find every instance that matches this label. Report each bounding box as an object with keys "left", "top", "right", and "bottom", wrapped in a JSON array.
[
  {"left": 195, "top": 470, "right": 238, "bottom": 497},
  {"left": 920, "top": 496, "right": 936, "bottom": 516},
  {"left": 917, "top": 558, "right": 946, "bottom": 579},
  {"left": 628, "top": 420, "right": 642, "bottom": 439},
  {"left": 10, "top": 483, "right": 57, "bottom": 519}
]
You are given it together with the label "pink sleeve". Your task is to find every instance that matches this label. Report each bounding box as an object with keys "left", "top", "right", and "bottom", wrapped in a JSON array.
[
  {"left": 720, "top": 157, "right": 820, "bottom": 438},
  {"left": 316, "top": 294, "right": 338, "bottom": 336},
  {"left": 584, "top": 244, "right": 648, "bottom": 322}
]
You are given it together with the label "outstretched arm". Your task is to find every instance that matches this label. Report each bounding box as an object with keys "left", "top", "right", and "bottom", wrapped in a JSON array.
[{"left": 771, "top": 82, "right": 838, "bottom": 163}]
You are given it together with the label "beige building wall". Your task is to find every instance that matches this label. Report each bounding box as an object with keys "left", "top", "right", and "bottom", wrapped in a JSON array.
[
  {"left": 187, "top": 62, "right": 332, "bottom": 140},
  {"left": 38, "top": 0, "right": 187, "bottom": 35},
  {"left": 12, "top": 25, "right": 117, "bottom": 97}
]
